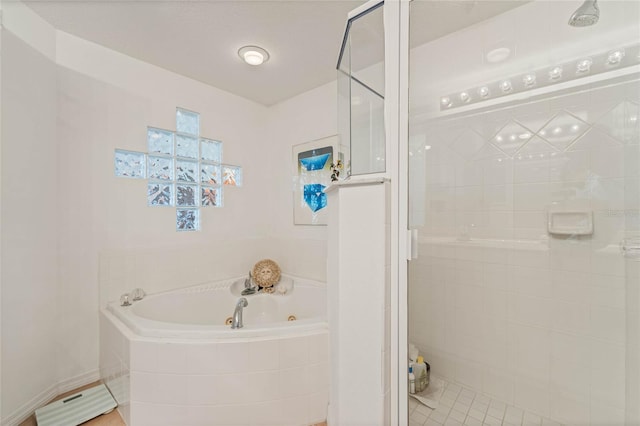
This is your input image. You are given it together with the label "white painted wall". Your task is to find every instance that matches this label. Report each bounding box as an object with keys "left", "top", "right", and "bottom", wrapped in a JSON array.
[{"left": 1, "top": 2, "right": 59, "bottom": 423}]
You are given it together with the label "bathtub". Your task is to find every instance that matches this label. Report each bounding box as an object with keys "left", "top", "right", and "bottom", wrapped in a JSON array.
[{"left": 100, "top": 275, "right": 329, "bottom": 426}]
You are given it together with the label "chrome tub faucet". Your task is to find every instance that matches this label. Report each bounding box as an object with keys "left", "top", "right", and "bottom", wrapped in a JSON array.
[{"left": 231, "top": 297, "right": 248, "bottom": 329}]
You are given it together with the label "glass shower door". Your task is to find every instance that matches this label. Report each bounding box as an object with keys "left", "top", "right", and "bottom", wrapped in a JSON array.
[
  {"left": 406, "top": 1, "right": 640, "bottom": 425},
  {"left": 337, "top": 1, "right": 385, "bottom": 177}
]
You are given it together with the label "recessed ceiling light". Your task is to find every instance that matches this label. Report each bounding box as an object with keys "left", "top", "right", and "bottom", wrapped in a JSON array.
[
  {"left": 486, "top": 47, "right": 511, "bottom": 63},
  {"left": 238, "top": 45, "right": 270, "bottom": 66}
]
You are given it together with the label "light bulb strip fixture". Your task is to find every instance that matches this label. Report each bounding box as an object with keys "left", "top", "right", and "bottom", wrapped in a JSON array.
[{"left": 440, "top": 43, "right": 640, "bottom": 111}]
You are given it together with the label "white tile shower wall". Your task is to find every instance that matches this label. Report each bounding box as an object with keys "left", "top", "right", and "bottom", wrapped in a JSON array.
[{"left": 409, "top": 79, "right": 639, "bottom": 425}]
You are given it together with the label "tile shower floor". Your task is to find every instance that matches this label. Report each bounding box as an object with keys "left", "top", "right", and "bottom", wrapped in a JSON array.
[{"left": 409, "top": 378, "right": 564, "bottom": 426}]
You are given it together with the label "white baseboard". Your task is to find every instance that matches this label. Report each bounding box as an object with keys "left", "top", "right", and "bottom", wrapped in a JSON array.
[
  {"left": 2, "top": 383, "right": 58, "bottom": 426},
  {"left": 1, "top": 369, "right": 100, "bottom": 426},
  {"left": 57, "top": 369, "right": 100, "bottom": 395}
]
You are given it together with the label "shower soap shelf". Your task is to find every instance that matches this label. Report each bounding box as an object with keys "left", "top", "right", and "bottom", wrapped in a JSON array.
[
  {"left": 547, "top": 210, "right": 593, "bottom": 236},
  {"left": 35, "top": 384, "right": 116, "bottom": 426}
]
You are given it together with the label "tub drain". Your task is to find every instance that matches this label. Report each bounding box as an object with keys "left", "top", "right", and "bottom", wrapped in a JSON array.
[
  {"left": 225, "top": 317, "right": 233, "bottom": 326},
  {"left": 287, "top": 315, "right": 297, "bottom": 321}
]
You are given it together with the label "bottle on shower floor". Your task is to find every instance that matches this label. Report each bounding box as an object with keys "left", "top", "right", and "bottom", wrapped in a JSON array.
[
  {"left": 409, "top": 365, "right": 416, "bottom": 394},
  {"left": 414, "top": 356, "right": 430, "bottom": 392}
]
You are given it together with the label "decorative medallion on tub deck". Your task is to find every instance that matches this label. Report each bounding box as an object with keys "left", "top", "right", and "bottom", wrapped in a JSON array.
[
  {"left": 252, "top": 259, "right": 281, "bottom": 289},
  {"left": 114, "top": 107, "right": 243, "bottom": 231}
]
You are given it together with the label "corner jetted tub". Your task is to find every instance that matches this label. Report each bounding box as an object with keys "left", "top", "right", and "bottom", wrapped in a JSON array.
[{"left": 100, "top": 275, "right": 329, "bottom": 426}]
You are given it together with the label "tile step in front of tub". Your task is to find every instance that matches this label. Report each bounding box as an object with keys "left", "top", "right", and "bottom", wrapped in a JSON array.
[{"left": 35, "top": 384, "right": 117, "bottom": 426}]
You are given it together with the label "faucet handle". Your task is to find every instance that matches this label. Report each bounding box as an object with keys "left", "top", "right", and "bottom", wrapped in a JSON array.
[
  {"left": 130, "top": 288, "right": 146, "bottom": 301},
  {"left": 120, "top": 293, "right": 132, "bottom": 306}
]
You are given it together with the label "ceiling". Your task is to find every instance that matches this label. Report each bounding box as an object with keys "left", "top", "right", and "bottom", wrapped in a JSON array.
[{"left": 25, "top": 0, "right": 528, "bottom": 106}]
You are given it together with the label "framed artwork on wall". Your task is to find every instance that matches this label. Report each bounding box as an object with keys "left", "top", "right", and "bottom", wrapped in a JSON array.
[{"left": 292, "top": 135, "right": 340, "bottom": 225}]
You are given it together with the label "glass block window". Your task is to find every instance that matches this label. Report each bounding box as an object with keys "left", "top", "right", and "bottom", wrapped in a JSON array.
[
  {"left": 222, "top": 165, "right": 243, "bottom": 187},
  {"left": 115, "top": 107, "right": 242, "bottom": 231},
  {"left": 176, "top": 160, "right": 198, "bottom": 183},
  {"left": 176, "top": 134, "right": 199, "bottom": 159},
  {"left": 148, "top": 156, "right": 174, "bottom": 180},
  {"left": 176, "top": 108, "right": 200, "bottom": 136},
  {"left": 201, "top": 186, "right": 222, "bottom": 207},
  {"left": 176, "top": 184, "right": 197, "bottom": 207},
  {"left": 147, "top": 127, "right": 174, "bottom": 156},
  {"left": 201, "top": 163, "right": 221, "bottom": 185},
  {"left": 147, "top": 182, "right": 173, "bottom": 206},
  {"left": 201, "top": 138, "right": 222, "bottom": 163},
  {"left": 177, "top": 209, "right": 199, "bottom": 231},
  {"left": 115, "top": 150, "right": 146, "bottom": 178}
]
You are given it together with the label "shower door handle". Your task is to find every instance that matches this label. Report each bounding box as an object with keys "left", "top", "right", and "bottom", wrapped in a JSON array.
[
  {"left": 621, "top": 237, "right": 640, "bottom": 260},
  {"left": 407, "top": 229, "right": 418, "bottom": 260}
]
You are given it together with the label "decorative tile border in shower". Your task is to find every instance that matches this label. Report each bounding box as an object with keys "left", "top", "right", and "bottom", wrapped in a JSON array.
[
  {"left": 114, "top": 107, "right": 242, "bottom": 231},
  {"left": 409, "top": 377, "right": 565, "bottom": 426}
]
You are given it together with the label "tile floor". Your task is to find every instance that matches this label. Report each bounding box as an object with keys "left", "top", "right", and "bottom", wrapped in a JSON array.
[{"left": 409, "top": 379, "right": 564, "bottom": 426}]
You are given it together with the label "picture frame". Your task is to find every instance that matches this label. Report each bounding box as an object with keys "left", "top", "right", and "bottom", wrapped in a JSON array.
[{"left": 292, "top": 135, "right": 341, "bottom": 225}]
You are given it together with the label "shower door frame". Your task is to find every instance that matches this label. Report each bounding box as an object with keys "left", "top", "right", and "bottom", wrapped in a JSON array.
[{"left": 384, "top": 1, "right": 410, "bottom": 425}]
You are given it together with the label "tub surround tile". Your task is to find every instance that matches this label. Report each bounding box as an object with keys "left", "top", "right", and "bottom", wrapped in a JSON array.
[
  {"left": 279, "top": 395, "right": 309, "bottom": 426},
  {"left": 279, "top": 366, "right": 309, "bottom": 399},
  {"left": 246, "top": 400, "right": 285, "bottom": 425},
  {"left": 215, "top": 342, "right": 249, "bottom": 374},
  {"left": 214, "top": 373, "right": 250, "bottom": 405},
  {"left": 156, "top": 343, "right": 188, "bottom": 374},
  {"left": 130, "top": 402, "right": 189, "bottom": 426},
  {"left": 130, "top": 341, "right": 159, "bottom": 372},
  {"left": 307, "top": 333, "right": 329, "bottom": 365},
  {"left": 186, "top": 374, "right": 222, "bottom": 406},
  {"left": 279, "top": 336, "right": 309, "bottom": 369},
  {"left": 102, "top": 306, "right": 328, "bottom": 425},
  {"left": 246, "top": 370, "right": 280, "bottom": 403},
  {"left": 186, "top": 343, "right": 220, "bottom": 375},
  {"left": 248, "top": 339, "right": 280, "bottom": 371},
  {"left": 307, "top": 362, "right": 330, "bottom": 393}
]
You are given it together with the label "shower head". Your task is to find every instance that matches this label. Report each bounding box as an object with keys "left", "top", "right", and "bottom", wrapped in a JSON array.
[{"left": 569, "top": 0, "right": 599, "bottom": 27}]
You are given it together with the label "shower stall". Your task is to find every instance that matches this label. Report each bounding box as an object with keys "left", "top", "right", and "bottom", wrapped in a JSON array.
[
  {"left": 336, "top": 0, "right": 638, "bottom": 424},
  {"left": 406, "top": 1, "right": 640, "bottom": 425}
]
